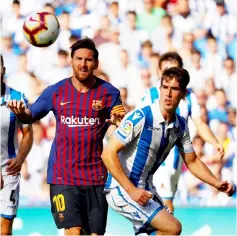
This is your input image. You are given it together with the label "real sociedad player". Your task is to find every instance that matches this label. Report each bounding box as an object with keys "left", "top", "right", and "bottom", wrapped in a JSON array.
[
  {"left": 0, "top": 55, "right": 33, "bottom": 235},
  {"left": 102, "top": 67, "right": 234, "bottom": 235},
  {"left": 137, "top": 52, "right": 224, "bottom": 213},
  {"left": 7, "top": 38, "right": 125, "bottom": 235}
]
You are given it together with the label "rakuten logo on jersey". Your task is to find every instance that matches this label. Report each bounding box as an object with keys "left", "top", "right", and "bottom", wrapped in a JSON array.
[{"left": 61, "top": 116, "right": 100, "bottom": 127}]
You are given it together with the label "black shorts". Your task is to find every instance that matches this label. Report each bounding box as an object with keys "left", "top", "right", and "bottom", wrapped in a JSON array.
[{"left": 50, "top": 184, "right": 108, "bottom": 234}]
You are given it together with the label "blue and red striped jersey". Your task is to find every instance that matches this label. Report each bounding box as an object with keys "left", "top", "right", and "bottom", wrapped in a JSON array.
[{"left": 29, "top": 77, "right": 125, "bottom": 186}]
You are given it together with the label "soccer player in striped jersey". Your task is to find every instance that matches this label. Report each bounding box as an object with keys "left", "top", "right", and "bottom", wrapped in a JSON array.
[
  {"left": 7, "top": 38, "right": 125, "bottom": 235},
  {"left": 137, "top": 52, "right": 224, "bottom": 213},
  {"left": 0, "top": 55, "right": 33, "bottom": 235},
  {"left": 102, "top": 67, "right": 234, "bottom": 235}
]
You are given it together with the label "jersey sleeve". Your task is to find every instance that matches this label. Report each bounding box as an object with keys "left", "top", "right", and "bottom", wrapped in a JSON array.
[
  {"left": 176, "top": 119, "right": 194, "bottom": 154},
  {"left": 29, "top": 86, "right": 54, "bottom": 121},
  {"left": 110, "top": 91, "right": 126, "bottom": 114},
  {"left": 187, "top": 89, "right": 201, "bottom": 119},
  {"left": 114, "top": 109, "right": 145, "bottom": 146}
]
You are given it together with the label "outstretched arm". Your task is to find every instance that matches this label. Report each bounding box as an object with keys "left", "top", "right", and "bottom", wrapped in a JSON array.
[
  {"left": 181, "top": 151, "right": 234, "bottom": 196},
  {"left": 7, "top": 100, "right": 33, "bottom": 124},
  {"left": 193, "top": 116, "right": 224, "bottom": 159}
]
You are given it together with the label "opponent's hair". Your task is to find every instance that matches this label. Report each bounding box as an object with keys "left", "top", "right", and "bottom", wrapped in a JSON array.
[
  {"left": 70, "top": 37, "right": 99, "bottom": 61},
  {"left": 161, "top": 67, "right": 190, "bottom": 92},
  {"left": 158, "top": 52, "right": 183, "bottom": 69}
]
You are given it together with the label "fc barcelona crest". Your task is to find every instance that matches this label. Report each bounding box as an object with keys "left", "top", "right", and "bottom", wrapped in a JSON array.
[{"left": 92, "top": 100, "right": 103, "bottom": 110}]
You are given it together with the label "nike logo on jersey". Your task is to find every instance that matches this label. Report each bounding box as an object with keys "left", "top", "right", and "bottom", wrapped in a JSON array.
[
  {"left": 60, "top": 101, "right": 71, "bottom": 106},
  {"left": 132, "top": 112, "right": 142, "bottom": 120}
]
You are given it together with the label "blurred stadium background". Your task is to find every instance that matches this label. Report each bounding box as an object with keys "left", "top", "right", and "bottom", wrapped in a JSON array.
[{"left": 1, "top": 0, "right": 236, "bottom": 235}]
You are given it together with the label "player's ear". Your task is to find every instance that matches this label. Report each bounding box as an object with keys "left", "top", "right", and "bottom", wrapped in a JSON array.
[
  {"left": 69, "top": 58, "right": 73, "bottom": 66},
  {"left": 94, "top": 60, "right": 99, "bottom": 69}
]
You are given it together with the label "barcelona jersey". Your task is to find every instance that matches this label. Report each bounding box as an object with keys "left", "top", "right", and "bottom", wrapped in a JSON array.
[{"left": 29, "top": 77, "right": 124, "bottom": 186}]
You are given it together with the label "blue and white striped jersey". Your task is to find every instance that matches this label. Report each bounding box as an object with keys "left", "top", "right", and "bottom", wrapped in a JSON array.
[
  {"left": 105, "top": 100, "right": 194, "bottom": 192},
  {"left": 137, "top": 85, "right": 201, "bottom": 170},
  {"left": 1, "top": 84, "right": 29, "bottom": 174},
  {"left": 138, "top": 86, "right": 201, "bottom": 121}
]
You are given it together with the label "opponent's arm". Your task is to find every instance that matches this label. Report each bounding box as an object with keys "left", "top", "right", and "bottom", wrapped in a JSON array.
[
  {"left": 7, "top": 100, "right": 33, "bottom": 124},
  {"left": 193, "top": 116, "right": 224, "bottom": 158},
  {"left": 6, "top": 124, "right": 33, "bottom": 175},
  {"left": 8, "top": 86, "right": 54, "bottom": 124},
  {"left": 181, "top": 151, "right": 234, "bottom": 196},
  {"left": 102, "top": 136, "right": 152, "bottom": 205}
]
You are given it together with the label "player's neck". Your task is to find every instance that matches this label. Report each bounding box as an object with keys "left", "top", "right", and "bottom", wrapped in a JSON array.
[
  {"left": 160, "top": 107, "right": 176, "bottom": 124},
  {"left": 71, "top": 76, "right": 96, "bottom": 93}
]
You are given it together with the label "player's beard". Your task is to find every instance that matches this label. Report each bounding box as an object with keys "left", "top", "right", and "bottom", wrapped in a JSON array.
[{"left": 74, "top": 70, "right": 94, "bottom": 84}]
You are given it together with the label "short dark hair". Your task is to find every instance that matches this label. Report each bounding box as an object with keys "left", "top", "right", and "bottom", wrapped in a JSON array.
[
  {"left": 13, "top": 0, "right": 20, "bottom": 5},
  {"left": 58, "top": 49, "right": 68, "bottom": 57},
  {"left": 126, "top": 10, "right": 137, "bottom": 17},
  {"left": 70, "top": 37, "right": 99, "bottom": 60},
  {"left": 159, "top": 52, "right": 183, "bottom": 69},
  {"left": 141, "top": 40, "right": 153, "bottom": 48},
  {"left": 161, "top": 67, "right": 190, "bottom": 92}
]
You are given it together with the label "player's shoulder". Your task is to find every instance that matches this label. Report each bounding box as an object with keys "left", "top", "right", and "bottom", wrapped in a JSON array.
[
  {"left": 7, "top": 86, "right": 23, "bottom": 99},
  {"left": 44, "top": 78, "right": 69, "bottom": 94},
  {"left": 124, "top": 107, "right": 146, "bottom": 124},
  {"left": 49, "top": 78, "right": 68, "bottom": 89},
  {"left": 140, "top": 86, "right": 159, "bottom": 104},
  {"left": 185, "top": 88, "right": 196, "bottom": 98},
  {"left": 185, "top": 88, "right": 198, "bottom": 103},
  {"left": 146, "top": 86, "right": 159, "bottom": 96},
  {"left": 96, "top": 77, "right": 120, "bottom": 94}
]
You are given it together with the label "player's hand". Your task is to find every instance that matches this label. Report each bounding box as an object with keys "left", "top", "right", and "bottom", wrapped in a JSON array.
[
  {"left": 214, "top": 180, "right": 235, "bottom": 197},
  {"left": 128, "top": 187, "right": 153, "bottom": 206},
  {"left": 106, "top": 111, "right": 126, "bottom": 127},
  {"left": 214, "top": 142, "right": 225, "bottom": 160},
  {"left": 7, "top": 100, "right": 26, "bottom": 115},
  {"left": 6, "top": 158, "right": 24, "bottom": 176}
]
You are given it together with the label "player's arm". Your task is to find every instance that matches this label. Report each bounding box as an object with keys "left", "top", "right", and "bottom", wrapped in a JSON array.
[
  {"left": 102, "top": 136, "right": 152, "bottom": 206},
  {"left": 177, "top": 121, "right": 234, "bottom": 196},
  {"left": 189, "top": 90, "right": 224, "bottom": 159},
  {"left": 102, "top": 110, "right": 152, "bottom": 205},
  {"left": 6, "top": 124, "right": 33, "bottom": 176},
  {"left": 7, "top": 100, "right": 33, "bottom": 123},
  {"left": 181, "top": 151, "right": 234, "bottom": 196},
  {"left": 193, "top": 116, "right": 224, "bottom": 158},
  {"left": 106, "top": 91, "right": 126, "bottom": 127},
  {"left": 7, "top": 86, "right": 54, "bottom": 124}
]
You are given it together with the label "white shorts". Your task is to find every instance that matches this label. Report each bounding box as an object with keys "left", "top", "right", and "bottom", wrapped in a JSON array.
[
  {"left": 0, "top": 175, "right": 20, "bottom": 218},
  {"left": 153, "top": 154, "right": 182, "bottom": 199},
  {"left": 106, "top": 186, "right": 165, "bottom": 235}
]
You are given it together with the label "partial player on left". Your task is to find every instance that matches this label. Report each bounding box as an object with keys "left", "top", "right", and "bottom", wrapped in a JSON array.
[{"left": 0, "top": 55, "right": 33, "bottom": 235}]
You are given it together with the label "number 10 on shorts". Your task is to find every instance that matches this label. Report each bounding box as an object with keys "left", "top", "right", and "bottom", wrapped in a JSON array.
[{"left": 53, "top": 194, "right": 65, "bottom": 212}]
